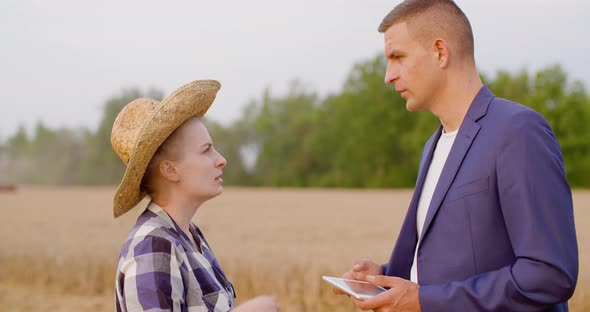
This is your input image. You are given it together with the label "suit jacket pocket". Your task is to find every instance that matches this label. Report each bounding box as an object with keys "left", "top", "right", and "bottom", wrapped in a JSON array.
[{"left": 446, "top": 176, "right": 489, "bottom": 203}]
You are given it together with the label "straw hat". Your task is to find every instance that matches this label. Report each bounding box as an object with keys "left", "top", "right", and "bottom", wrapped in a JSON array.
[{"left": 110, "top": 80, "right": 221, "bottom": 218}]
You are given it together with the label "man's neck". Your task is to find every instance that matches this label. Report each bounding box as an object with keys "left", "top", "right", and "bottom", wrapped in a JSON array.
[{"left": 431, "top": 73, "right": 483, "bottom": 133}]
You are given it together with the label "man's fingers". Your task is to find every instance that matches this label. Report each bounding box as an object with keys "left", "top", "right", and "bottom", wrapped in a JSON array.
[
  {"left": 351, "top": 288, "right": 399, "bottom": 311},
  {"left": 352, "top": 262, "right": 366, "bottom": 272},
  {"left": 352, "top": 272, "right": 367, "bottom": 281},
  {"left": 366, "top": 274, "right": 404, "bottom": 288},
  {"left": 341, "top": 271, "right": 354, "bottom": 280}
]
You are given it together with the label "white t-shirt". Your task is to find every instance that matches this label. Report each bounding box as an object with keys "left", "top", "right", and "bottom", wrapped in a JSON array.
[{"left": 410, "top": 129, "right": 458, "bottom": 283}]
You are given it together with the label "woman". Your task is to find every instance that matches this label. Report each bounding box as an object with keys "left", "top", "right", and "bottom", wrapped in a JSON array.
[{"left": 110, "top": 80, "right": 279, "bottom": 312}]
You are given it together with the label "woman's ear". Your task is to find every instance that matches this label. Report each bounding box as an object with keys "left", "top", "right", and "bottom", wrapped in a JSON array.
[{"left": 159, "top": 160, "right": 180, "bottom": 182}]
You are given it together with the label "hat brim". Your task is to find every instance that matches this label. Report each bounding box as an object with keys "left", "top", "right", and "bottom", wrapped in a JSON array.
[{"left": 113, "top": 80, "right": 221, "bottom": 218}]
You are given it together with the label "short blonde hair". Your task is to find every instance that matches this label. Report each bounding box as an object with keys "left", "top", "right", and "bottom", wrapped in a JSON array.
[{"left": 378, "top": 0, "right": 474, "bottom": 59}]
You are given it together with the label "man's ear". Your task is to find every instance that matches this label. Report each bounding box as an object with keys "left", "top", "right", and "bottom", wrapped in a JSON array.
[
  {"left": 433, "top": 38, "right": 450, "bottom": 68},
  {"left": 159, "top": 160, "right": 180, "bottom": 182}
]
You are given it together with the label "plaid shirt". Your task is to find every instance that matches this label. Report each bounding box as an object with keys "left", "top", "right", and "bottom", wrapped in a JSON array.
[{"left": 115, "top": 202, "right": 236, "bottom": 312}]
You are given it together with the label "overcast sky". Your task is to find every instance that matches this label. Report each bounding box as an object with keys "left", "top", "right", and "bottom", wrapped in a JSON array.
[{"left": 1, "top": 0, "right": 588, "bottom": 140}]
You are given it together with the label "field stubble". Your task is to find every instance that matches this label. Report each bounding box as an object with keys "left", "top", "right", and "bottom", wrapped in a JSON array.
[{"left": 0, "top": 187, "right": 587, "bottom": 311}]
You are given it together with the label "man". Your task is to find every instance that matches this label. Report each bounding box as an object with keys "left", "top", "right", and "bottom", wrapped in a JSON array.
[{"left": 333, "top": 1, "right": 578, "bottom": 311}]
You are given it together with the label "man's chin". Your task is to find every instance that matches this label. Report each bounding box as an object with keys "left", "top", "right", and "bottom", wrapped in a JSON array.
[{"left": 405, "top": 101, "right": 420, "bottom": 112}]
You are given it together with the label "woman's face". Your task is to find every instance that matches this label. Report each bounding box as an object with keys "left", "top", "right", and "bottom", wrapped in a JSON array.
[{"left": 173, "top": 118, "right": 226, "bottom": 202}]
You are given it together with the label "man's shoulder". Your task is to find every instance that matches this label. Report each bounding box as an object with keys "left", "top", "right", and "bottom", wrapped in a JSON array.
[
  {"left": 487, "top": 96, "right": 545, "bottom": 125},
  {"left": 483, "top": 96, "right": 555, "bottom": 148}
]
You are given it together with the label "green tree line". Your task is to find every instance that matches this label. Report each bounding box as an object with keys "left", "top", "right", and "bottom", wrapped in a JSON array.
[{"left": 1, "top": 55, "right": 588, "bottom": 187}]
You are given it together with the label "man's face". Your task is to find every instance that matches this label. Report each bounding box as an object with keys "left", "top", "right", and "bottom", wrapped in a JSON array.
[{"left": 383, "top": 22, "right": 441, "bottom": 112}]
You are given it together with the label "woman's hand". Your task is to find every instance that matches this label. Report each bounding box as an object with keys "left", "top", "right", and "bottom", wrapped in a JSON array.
[{"left": 233, "top": 295, "right": 280, "bottom": 312}]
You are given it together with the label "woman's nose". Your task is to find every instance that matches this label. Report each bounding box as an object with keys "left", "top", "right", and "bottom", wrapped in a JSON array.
[{"left": 216, "top": 151, "right": 227, "bottom": 168}]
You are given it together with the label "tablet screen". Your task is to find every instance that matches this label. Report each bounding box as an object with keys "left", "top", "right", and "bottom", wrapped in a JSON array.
[{"left": 322, "top": 276, "right": 386, "bottom": 300}]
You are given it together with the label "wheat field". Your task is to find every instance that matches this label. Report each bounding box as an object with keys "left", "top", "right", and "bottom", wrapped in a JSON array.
[{"left": 0, "top": 187, "right": 587, "bottom": 311}]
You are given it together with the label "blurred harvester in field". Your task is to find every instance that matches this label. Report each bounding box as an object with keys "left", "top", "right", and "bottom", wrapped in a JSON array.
[{"left": 0, "top": 183, "right": 17, "bottom": 193}]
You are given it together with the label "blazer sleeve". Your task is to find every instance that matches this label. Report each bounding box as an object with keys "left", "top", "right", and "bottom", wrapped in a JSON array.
[{"left": 419, "top": 109, "right": 578, "bottom": 311}]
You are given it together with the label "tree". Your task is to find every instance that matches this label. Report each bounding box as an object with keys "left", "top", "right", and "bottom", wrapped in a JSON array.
[
  {"left": 1, "top": 61, "right": 587, "bottom": 187},
  {"left": 252, "top": 82, "right": 320, "bottom": 186},
  {"left": 79, "top": 88, "right": 164, "bottom": 184},
  {"left": 307, "top": 54, "right": 436, "bottom": 187},
  {"left": 488, "top": 65, "right": 590, "bottom": 187}
]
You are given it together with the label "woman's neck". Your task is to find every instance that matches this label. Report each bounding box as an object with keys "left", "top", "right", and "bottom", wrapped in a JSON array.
[{"left": 152, "top": 193, "right": 202, "bottom": 238}]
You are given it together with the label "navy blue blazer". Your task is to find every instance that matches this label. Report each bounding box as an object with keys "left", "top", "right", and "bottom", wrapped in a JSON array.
[{"left": 384, "top": 86, "right": 578, "bottom": 311}]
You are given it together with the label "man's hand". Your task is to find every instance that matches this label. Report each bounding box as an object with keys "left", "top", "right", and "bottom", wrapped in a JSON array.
[
  {"left": 351, "top": 275, "right": 421, "bottom": 312},
  {"left": 333, "top": 259, "right": 383, "bottom": 295}
]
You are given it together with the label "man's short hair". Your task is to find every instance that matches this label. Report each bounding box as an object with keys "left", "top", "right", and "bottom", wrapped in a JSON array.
[{"left": 378, "top": 0, "right": 474, "bottom": 59}]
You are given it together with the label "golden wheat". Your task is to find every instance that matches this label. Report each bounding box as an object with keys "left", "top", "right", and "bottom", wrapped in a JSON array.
[{"left": 0, "top": 187, "right": 587, "bottom": 311}]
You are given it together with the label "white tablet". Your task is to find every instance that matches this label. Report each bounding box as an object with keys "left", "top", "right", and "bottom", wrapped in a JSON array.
[{"left": 322, "top": 276, "right": 386, "bottom": 300}]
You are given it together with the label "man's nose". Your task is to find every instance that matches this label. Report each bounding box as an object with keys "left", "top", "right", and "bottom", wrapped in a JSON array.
[{"left": 384, "top": 61, "right": 399, "bottom": 85}]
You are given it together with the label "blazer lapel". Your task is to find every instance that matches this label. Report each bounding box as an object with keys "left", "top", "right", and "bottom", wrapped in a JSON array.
[
  {"left": 419, "top": 86, "right": 495, "bottom": 242},
  {"left": 387, "top": 130, "right": 440, "bottom": 277},
  {"left": 420, "top": 120, "right": 480, "bottom": 241},
  {"left": 408, "top": 131, "right": 441, "bottom": 236},
  {"left": 411, "top": 131, "right": 441, "bottom": 220}
]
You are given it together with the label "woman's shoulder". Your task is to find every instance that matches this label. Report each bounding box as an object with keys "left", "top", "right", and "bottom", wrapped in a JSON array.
[{"left": 118, "top": 217, "right": 185, "bottom": 261}]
